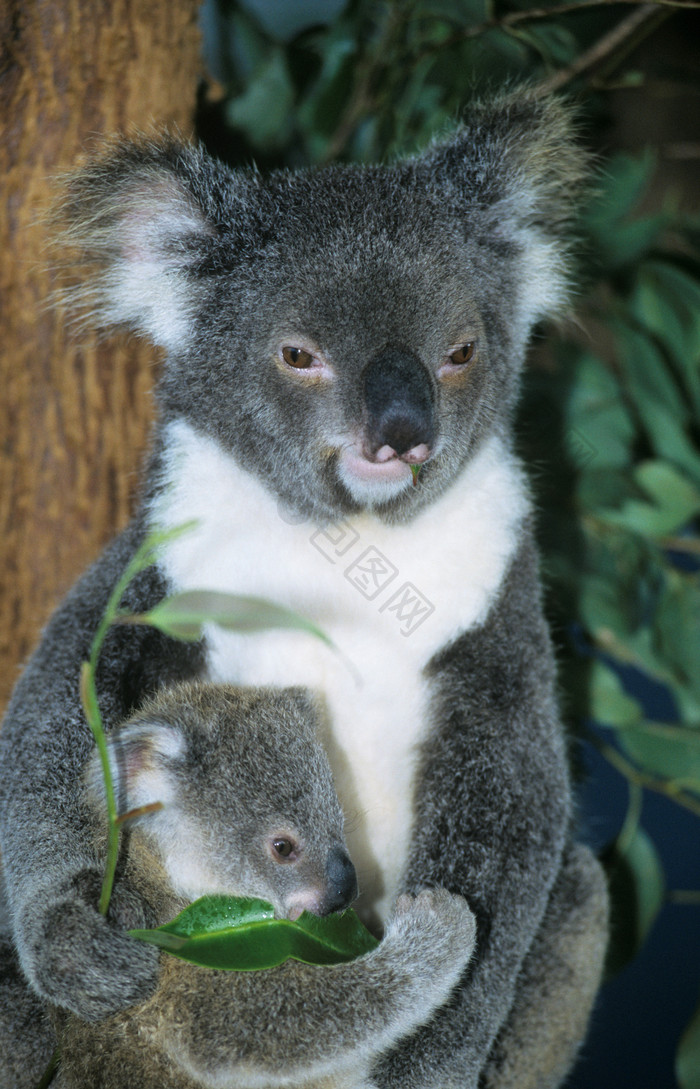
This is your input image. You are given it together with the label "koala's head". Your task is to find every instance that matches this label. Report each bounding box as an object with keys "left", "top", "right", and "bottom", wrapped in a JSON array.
[
  {"left": 60, "top": 90, "right": 586, "bottom": 522},
  {"left": 86, "top": 683, "right": 357, "bottom": 919}
]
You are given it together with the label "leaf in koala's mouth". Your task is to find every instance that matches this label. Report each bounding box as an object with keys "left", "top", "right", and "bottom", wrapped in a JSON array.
[
  {"left": 129, "top": 894, "right": 379, "bottom": 970},
  {"left": 410, "top": 464, "right": 422, "bottom": 486}
]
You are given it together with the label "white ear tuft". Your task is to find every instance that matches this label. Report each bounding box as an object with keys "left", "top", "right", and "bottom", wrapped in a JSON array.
[
  {"left": 54, "top": 139, "right": 226, "bottom": 352},
  {"left": 98, "top": 177, "right": 214, "bottom": 351},
  {"left": 85, "top": 721, "right": 184, "bottom": 818}
]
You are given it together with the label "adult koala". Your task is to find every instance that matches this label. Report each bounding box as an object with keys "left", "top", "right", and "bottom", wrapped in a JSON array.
[{"left": 0, "top": 89, "right": 608, "bottom": 1088}]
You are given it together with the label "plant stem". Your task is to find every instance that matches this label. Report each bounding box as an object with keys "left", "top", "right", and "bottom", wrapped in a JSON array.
[
  {"left": 34, "top": 1049, "right": 60, "bottom": 1089},
  {"left": 668, "top": 890, "right": 700, "bottom": 905},
  {"left": 424, "top": 0, "right": 698, "bottom": 56},
  {"left": 535, "top": 2, "right": 668, "bottom": 93},
  {"left": 596, "top": 737, "right": 700, "bottom": 819},
  {"left": 80, "top": 532, "right": 172, "bottom": 915},
  {"left": 80, "top": 662, "right": 120, "bottom": 915}
]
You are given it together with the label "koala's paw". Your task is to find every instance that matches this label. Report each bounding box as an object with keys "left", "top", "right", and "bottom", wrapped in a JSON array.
[
  {"left": 20, "top": 870, "right": 160, "bottom": 1021},
  {"left": 389, "top": 888, "right": 476, "bottom": 973}
]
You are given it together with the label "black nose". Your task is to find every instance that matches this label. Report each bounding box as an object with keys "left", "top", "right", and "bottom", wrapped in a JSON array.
[
  {"left": 362, "top": 347, "right": 436, "bottom": 459},
  {"left": 320, "top": 846, "right": 358, "bottom": 914}
]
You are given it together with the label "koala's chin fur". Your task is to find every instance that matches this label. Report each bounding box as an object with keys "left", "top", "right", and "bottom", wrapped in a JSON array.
[{"left": 0, "top": 88, "right": 608, "bottom": 1089}]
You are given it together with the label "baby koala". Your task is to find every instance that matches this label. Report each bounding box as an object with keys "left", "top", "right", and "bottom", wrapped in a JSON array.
[{"left": 49, "top": 683, "right": 476, "bottom": 1089}]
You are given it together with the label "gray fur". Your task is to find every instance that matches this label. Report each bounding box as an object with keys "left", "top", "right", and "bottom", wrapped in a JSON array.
[
  {"left": 0, "top": 864, "right": 56, "bottom": 1089},
  {"left": 0, "top": 87, "right": 606, "bottom": 1087}
]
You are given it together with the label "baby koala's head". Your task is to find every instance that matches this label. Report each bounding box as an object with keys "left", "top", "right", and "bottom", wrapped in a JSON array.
[{"left": 86, "top": 682, "right": 357, "bottom": 920}]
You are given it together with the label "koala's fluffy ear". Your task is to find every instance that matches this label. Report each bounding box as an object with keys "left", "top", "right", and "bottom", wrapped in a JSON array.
[
  {"left": 419, "top": 89, "right": 588, "bottom": 322},
  {"left": 85, "top": 718, "right": 185, "bottom": 819},
  {"left": 55, "top": 138, "right": 257, "bottom": 352}
]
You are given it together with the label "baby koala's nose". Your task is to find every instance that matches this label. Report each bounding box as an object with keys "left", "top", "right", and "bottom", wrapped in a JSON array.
[{"left": 320, "top": 845, "right": 358, "bottom": 915}]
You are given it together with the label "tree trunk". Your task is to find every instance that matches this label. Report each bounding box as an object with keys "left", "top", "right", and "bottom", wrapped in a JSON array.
[{"left": 0, "top": 0, "right": 202, "bottom": 710}]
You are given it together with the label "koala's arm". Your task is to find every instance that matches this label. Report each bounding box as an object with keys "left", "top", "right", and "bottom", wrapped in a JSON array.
[
  {"left": 372, "top": 534, "right": 579, "bottom": 1089},
  {"left": 152, "top": 888, "right": 475, "bottom": 1087},
  {"left": 0, "top": 520, "right": 203, "bottom": 1020}
]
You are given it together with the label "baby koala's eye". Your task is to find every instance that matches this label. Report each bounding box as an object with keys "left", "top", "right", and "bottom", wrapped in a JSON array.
[
  {"left": 449, "top": 343, "right": 475, "bottom": 366},
  {"left": 272, "top": 837, "right": 298, "bottom": 861},
  {"left": 282, "top": 346, "right": 315, "bottom": 370}
]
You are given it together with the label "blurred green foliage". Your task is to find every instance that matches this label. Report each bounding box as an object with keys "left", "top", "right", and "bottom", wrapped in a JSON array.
[{"left": 197, "top": 0, "right": 700, "bottom": 1078}]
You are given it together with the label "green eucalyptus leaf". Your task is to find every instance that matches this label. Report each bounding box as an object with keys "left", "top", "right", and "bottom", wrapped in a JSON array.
[
  {"left": 604, "top": 217, "right": 666, "bottom": 269},
  {"left": 614, "top": 321, "right": 687, "bottom": 419},
  {"left": 564, "top": 351, "right": 635, "bottom": 472},
  {"left": 590, "top": 661, "right": 643, "bottom": 728},
  {"left": 611, "top": 319, "right": 700, "bottom": 483},
  {"left": 598, "top": 460, "right": 700, "bottom": 537},
  {"left": 617, "top": 721, "right": 700, "bottom": 785},
  {"left": 512, "top": 21, "right": 578, "bottom": 67},
  {"left": 602, "top": 824, "right": 665, "bottom": 977},
  {"left": 677, "top": 1001, "right": 700, "bottom": 1089},
  {"left": 630, "top": 262, "right": 700, "bottom": 416},
  {"left": 582, "top": 153, "right": 665, "bottom": 269},
  {"left": 586, "top": 152, "right": 655, "bottom": 226},
  {"left": 579, "top": 566, "right": 641, "bottom": 639},
  {"left": 576, "top": 469, "right": 631, "bottom": 513},
  {"left": 157, "top": 895, "right": 275, "bottom": 936},
  {"left": 130, "top": 895, "right": 378, "bottom": 971},
  {"left": 226, "top": 49, "right": 295, "bottom": 149},
  {"left": 127, "top": 590, "right": 333, "bottom": 648},
  {"left": 657, "top": 575, "right": 700, "bottom": 701},
  {"left": 636, "top": 461, "right": 700, "bottom": 513}
]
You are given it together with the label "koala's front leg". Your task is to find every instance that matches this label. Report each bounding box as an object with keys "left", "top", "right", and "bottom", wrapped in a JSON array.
[{"left": 372, "top": 541, "right": 575, "bottom": 1089}]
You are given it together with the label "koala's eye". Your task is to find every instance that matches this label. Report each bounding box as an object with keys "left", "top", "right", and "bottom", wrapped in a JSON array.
[
  {"left": 272, "top": 838, "right": 298, "bottom": 861},
  {"left": 282, "top": 346, "right": 315, "bottom": 370},
  {"left": 449, "top": 343, "right": 475, "bottom": 366}
]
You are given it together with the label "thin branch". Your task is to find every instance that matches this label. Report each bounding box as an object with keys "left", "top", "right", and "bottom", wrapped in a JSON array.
[
  {"left": 535, "top": 3, "right": 668, "bottom": 93},
  {"left": 321, "top": 3, "right": 412, "bottom": 163},
  {"left": 592, "top": 626, "right": 677, "bottom": 689},
  {"left": 659, "top": 535, "right": 700, "bottom": 555},
  {"left": 321, "top": 0, "right": 695, "bottom": 162},
  {"left": 421, "top": 0, "right": 697, "bottom": 54},
  {"left": 668, "top": 890, "right": 700, "bottom": 905},
  {"left": 34, "top": 1050, "right": 59, "bottom": 1089},
  {"left": 594, "top": 736, "right": 700, "bottom": 819}
]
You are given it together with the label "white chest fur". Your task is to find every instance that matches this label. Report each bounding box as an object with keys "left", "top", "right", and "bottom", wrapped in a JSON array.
[{"left": 149, "top": 421, "right": 529, "bottom": 923}]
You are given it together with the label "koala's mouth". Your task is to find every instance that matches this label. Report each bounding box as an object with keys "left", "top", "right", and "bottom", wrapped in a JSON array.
[
  {"left": 343, "top": 449, "right": 415, "bottom": 482},
  {"left": 335, "top": 441, "right": 431, "bottom": 504}
]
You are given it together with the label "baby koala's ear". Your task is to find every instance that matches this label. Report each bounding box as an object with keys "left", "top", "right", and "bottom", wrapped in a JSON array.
[
  {"left": 55, "top": 137, "right": 258, "bottom": 352},
  {"left": 84, "top": 719, "right": 185, "bottom": 820}
]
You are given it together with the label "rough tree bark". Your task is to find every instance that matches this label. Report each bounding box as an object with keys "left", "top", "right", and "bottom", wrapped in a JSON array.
[{"left": 0, "top": 0, "right": 202, "bottom": 711}]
